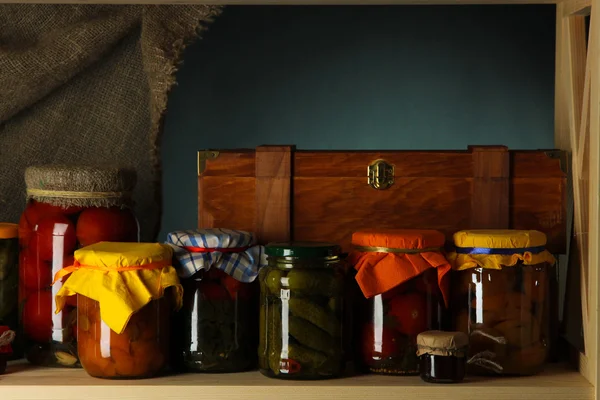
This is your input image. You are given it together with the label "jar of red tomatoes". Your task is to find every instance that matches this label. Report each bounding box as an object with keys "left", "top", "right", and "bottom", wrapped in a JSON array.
[
  {"left": 54, "top": 242, "right": 182, "bottom": 379},
  {"left": 349, "top": 229, "right": 451, "bottom": 375},
  {"left": 167, "top": 229, "right": 266, "bottom": 372},
  {"left": 19, "top": 165, "right": 138, "bottom": 367}
]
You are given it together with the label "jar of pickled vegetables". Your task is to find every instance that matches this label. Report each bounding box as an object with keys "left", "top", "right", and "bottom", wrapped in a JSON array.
[
  {"left": 448, "top": 230, "right": 556, "bottom": 376},
  {"left": 54, "top": 242, "right": 182, "bottom": 379},
  {"left": 18, "top": 165, "right": 138, "bottom": 367},
  {"left": 0, "top": 326, "right": 15, "bottom": 373},
  {"left": 167, "top": 229, "right": 266, "bottom": 372},
  {"left": 259, "top": 242, "right": 346, "bottom": 380},
  {"left": 0, "top": 224, "right": 19, "bottom": 358},
  {"left": 349, "top": 229, "right": 451, "bottom": 375}
]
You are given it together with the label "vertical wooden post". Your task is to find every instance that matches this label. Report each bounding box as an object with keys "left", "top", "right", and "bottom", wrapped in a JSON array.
[
  {"left": 470, "top": 146, "right": 510, "bottom": 229},
  {"left": 587, "top": 0, "right": 599, "bottom": 392},
  {"left": 255, "top": 145, "right": 293, "bottom": 244}
]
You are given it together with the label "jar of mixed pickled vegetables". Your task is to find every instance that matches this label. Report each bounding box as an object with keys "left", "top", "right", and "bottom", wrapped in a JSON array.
[
  {"left": 54, "top": 242, "right": 182, "bottom": 379},
  {"left": 167, "top": 229, "right": 265, "bottom": 373},
  {"left": 349, "top": 229, "right": 451, "bottom": 375},
  {"left": 259, "top": 242, "right": 346, "bottom": 380},
  {"left": 448, "top": 230, "right": 555, "bottom": 376},
  {"left": 0, "top": 224, "right": 19, "bottom": 359},
  {"left": 19, "top": 165, "right": 138, "bottom": 367}
]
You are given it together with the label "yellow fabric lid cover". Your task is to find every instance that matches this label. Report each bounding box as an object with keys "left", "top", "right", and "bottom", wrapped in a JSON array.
[
  {"left": 448, "top": 230, "right": 556, "bottom": 270},
  {"left": 55, "top": 242, "right": 183, "bottom": 334},
  {"left": 0, "top": 223, "right": 18, "bottom": 239}
]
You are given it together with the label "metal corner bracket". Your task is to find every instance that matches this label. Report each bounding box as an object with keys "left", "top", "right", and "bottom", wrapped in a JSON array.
[
  {"left": 197, "top": 150, "right": 220, "bottom": 176},
  {"left": 543, "top": 150, "right": 569, "bottom": 175}
]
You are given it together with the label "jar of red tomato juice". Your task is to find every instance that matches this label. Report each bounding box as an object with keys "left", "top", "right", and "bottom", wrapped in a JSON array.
[{"left": 18, "top": 165, "right": 138, "bottom": 367}]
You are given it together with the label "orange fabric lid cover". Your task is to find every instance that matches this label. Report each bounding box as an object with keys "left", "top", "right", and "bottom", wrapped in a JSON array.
[{"left": 349, "top": 229, "right": 451, "bottom": 307}]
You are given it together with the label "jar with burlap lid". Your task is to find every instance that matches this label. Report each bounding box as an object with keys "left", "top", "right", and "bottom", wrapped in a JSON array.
[
  {"left": 417, "top": 330, "right": 469, "bottom": 383},
  {"left": 18, "top": 165, "right": 139, "bottom": 368}
]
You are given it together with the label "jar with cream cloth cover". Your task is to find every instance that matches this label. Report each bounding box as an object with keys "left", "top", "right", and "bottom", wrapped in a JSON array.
[
  {"left": 167, "top": 229, "right": 266, "bottom": 372},
  {"left": 54, "top": 242, "right": 182, "bottom": 379}
]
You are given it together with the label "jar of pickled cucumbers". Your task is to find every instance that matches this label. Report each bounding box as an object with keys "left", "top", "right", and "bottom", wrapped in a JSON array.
[
  {"left": 0, "top": 224, "right": 19, "bottom": 359},
  {"left": 54, "top": 242, "right": 182, "bottom": 379},
  {"left": 259, "top": 242, "right": 346, "bottom": 380},
  {"left": 448, "top": 230, "right": 556, "bottom": 376},
  {"left": 167, "top": 229, "right": 266, "bottom": 373},
  {"left": 19, "top": 165, "right": 138, "bottom": 367},
  {"left": 349, "top": 229, "right": 451, "bottom": 375}
]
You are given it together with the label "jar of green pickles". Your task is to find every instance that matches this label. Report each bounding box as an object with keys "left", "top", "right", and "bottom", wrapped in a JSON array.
[{"left": 259, "top": 242, "right": 346, "bottom": 380}]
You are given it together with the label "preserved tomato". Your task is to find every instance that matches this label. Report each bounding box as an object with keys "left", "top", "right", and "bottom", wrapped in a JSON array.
[
  {"left": 77, "top": 295, "right": 169, "bottom": 379},
  {"left": 350, "top": 229, "right": 451, "bottom": 375},
  {"left": 19, "top": 165, "right": 138, "bottom": 368},
  {"left": 54, "top": 242, "right": 182, "bottom": 379}
]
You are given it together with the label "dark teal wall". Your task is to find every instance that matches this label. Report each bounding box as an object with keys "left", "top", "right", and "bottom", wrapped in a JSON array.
[{"left": 160, "top": 5, "right": 556, "bottom": 240}]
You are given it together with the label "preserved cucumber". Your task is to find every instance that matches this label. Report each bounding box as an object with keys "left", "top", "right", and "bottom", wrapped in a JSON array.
[
  {"left": 289, "top": 316, "right": 335, "bottom": 356},
  {"left": 288, "top": 343, "right": 328, "bottom": 370},
  {"left": 286, "top": 269, "right": 342, "bottom": 296},
  {"left": 289, "top": 297, "right": 340, "bottom": 337},
  {"left": 266, "top": 269, "right": 286, "bottom": 295}
]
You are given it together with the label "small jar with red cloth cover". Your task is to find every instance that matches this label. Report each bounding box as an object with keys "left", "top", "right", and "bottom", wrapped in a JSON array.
[
  {"left": 167, "top": 229, "right": 266, "bottom": 373},
  {"left": 54, "top": 242, "right": 182, "bottom": 379},
  {"left": 448, "top": 230, "right": 556, "bottom": 376},
  {"left": 349, "top": 229, "right": 451, "bottom": 375},
  {"left": 0, "top": 326, "right": 16, "bottom": 373},
  {"left": 18, "top": 165, "right": 139, "bottom": 368}
]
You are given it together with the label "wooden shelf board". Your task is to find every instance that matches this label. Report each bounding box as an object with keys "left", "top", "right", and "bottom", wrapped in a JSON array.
[{"left": 0, "top": 362, "right": 592, "bottom": 400}]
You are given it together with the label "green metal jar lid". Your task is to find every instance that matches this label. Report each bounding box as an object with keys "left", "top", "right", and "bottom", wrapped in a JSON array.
[{"left": 265, "top": 242, "right": 341, "bottom": 258}]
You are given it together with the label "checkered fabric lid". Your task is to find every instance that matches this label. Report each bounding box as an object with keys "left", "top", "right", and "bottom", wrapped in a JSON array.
[{"left": 166, "top": 229, "right": 266, "bottom": 282}]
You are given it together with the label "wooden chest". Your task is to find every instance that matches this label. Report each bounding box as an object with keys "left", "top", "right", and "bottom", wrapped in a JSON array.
[{"left": 197, "top": 145, "right": 567, "bottom": 254}]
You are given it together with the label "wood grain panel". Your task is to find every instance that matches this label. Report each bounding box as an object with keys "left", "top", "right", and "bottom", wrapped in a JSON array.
[
  {"left": 255, "top": 146, "right": 292, "bottom": 243},
  {"left": 471, "top": 146, "right": 510, "bottom": 228},
  {"left": 295, "top": 151, "right": 472, "bottom": 177},
  {"left": 511, "top": 151, "right": 567, "bottom": 177},
  {"left": 293, "top": 177, "right": 472, "bottom": 251},
  {"left": 511, "top": 177, "right": 567, "bottom": 253},
  {"left": 198, "top": 177, "right": 255, "bottom": 232},
  {"left": 202, "top": 151, "right": 255, "bottom": 177}
]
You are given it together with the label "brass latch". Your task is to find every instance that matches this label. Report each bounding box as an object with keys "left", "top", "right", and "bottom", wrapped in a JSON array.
[{"left": 368, "top": 159, "right": 394, "bottom": 190}]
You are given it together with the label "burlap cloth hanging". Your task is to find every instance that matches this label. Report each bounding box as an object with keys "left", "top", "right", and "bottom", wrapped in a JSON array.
[{"left": 0, "top": 5, "right": 222, "bottom": 241}]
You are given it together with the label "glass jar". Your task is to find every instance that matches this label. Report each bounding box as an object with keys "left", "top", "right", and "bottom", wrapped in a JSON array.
[
  {"left": 167, "top": 229, "right": 265, "bottom": 373},
  {"left": 77, "top": 295, "right": 170, "bottom": 378},
  {"left": 349, "top": 229, "right": 451, "bottom": 375},
  {"left": 0, "top": 326, "right": 15, "bottom": 373},
  {"left": 0, "top": 224, "right": 19, "bottom": 358},
  {"left": 448, "top": 230, "right": 555, "bottom": 376},
  {"left": 417, "top": 330, "right": 468, "bottom": 383},
  {"left": 18, "top": 165, "right": 138, "bottom": 367},
  {"left": 259, "top": 242, "right": 346, "bottom": 380},
  {"left": 54, "top": 242, "right": 182, "bottom": 379}
]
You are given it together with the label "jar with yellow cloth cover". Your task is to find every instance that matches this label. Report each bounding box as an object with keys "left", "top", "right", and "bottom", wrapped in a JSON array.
[
  {"left": 348, "top": 229, "right": 451, "bottom": 375},
  {"left": 448, "top": 230, "right": 556, "bottom": 376},
  {"left": 54, "top": 242, "right": 182, "bottom": 379},
  {"left": 259, "top": 242, "right": 347, "bottom": 380},
  {"left": 19, "top": 165, "right": 139, "bottom": 368}
]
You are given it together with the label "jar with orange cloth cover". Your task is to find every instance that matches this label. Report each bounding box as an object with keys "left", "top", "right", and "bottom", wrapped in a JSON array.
[
  {"left": 18, "top": 165, "right": 138, "bottom": 368},
  {"left": 349, "top": 229, "right": 451, "bottom": 375},
  {"left": 448, "top": 230, "right": 556, "bottom": 376},
  {"left": 54, "top": 242, "right": 182, "bottom": 379}
]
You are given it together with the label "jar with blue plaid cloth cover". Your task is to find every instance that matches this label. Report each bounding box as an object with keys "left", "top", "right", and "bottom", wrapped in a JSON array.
[{"left": 167, "top": 229, "right": 266, "bottom": 372}]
